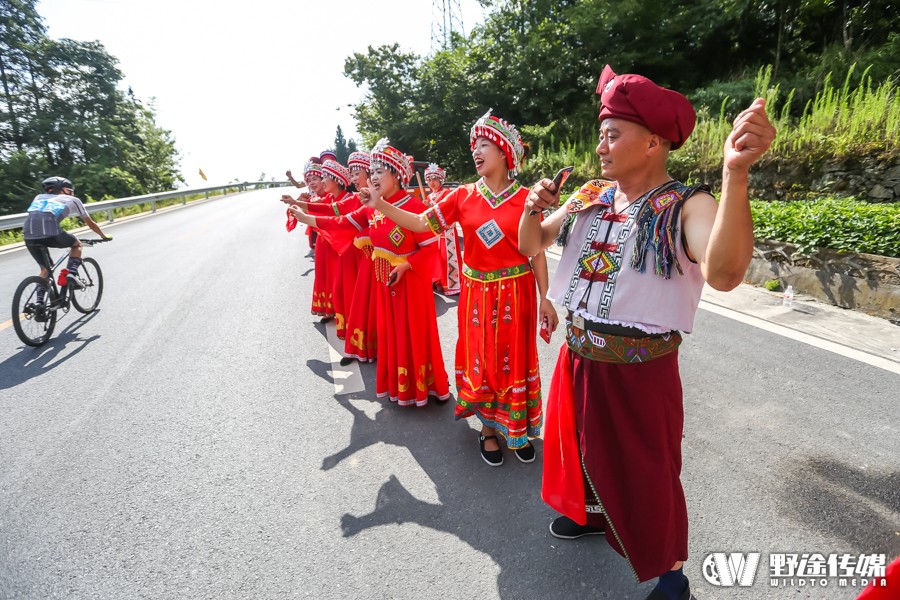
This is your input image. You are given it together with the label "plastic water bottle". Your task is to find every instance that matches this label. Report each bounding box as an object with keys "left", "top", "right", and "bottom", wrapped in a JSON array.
[{"left": 783, "top": 285, "right": 794, "bottom": 308}]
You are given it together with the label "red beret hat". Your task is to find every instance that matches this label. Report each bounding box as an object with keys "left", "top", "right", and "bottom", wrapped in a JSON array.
[{"left": 596, "top": 65, "right": 696, "bottom": 150}]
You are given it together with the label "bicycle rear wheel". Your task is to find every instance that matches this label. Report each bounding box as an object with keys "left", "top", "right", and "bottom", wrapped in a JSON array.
[
  {"left": 71, "top": 258, "right": 103, "bottom": 313},
  {"left": 12, "top": 276, "right": 57, "bottom": 347}
]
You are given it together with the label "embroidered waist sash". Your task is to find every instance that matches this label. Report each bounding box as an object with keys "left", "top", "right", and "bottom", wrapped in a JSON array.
[
  {"left": 565, "top": 320, "right": 681, "bottom": 364},
  {"left": 462, "top": 262, "right": 531, "bottom": 282}
]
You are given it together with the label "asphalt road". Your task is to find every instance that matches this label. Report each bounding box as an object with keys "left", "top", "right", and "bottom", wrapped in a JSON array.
[{"left": 0, "top": 189, "right": 897, "bottom": 600}]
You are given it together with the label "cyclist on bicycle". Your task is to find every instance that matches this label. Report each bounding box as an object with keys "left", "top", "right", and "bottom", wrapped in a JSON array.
[{"left": 23, "top": 176, "right": 109, "bottom": 293}]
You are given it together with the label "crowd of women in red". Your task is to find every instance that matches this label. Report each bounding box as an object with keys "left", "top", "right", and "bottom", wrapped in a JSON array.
[{"left": 281, "top": 111, "right": 554, "bottom": 467}]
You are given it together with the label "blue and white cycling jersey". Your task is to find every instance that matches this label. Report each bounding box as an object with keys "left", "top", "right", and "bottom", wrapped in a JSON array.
[{"left": 23, "top": 193, "right": 90, "bottom": 239}]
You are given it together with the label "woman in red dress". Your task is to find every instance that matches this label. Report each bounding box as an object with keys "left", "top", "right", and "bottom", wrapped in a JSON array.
[
  {"left": 363, "top": 112, "right": 556, "bottom": 466},
  {"left": 424, "top": 163, "right": 461, "bottom": 296},
  {"left": 318, "top": 160, "right": 360, "bottom": 340},
  {"left": 300, "top": 158, "right": 333, "bottom": 319},
  {"left": 341, "top": 151, "right": 378, "bottom": 364},
  {"left": 290, "top": 140, "right": 450, "bottom": 407}
]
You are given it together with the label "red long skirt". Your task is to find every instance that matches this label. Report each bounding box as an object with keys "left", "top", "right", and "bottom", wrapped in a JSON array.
[
  {"left": 333, "top": 247, "right": 361, "bottom": 340},
  {"left": 453, "top": 271, "right": 541, "bottom": 448},
  {"left": 543, "top": 345, "right": 688, "bottom": 582},
  {"left": 343, "top": 246, "right": 378, "bottom": 362},
  {"left": 374, "top": 257, "right": 450, "bottom": 406},
  {"left": 323, "top": 241, "right": 344, "bottom": 331},
  {"left": 311, "top": 237, "right": 334, "bottom": 317}
]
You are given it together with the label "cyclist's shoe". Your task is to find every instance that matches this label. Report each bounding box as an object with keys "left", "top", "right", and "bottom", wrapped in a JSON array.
[
  {"left": 67, "top": 276, "right": 85, "bottom": 290},
  {"left": 31, "top": 304, "right": 48, "bottom": 322}
]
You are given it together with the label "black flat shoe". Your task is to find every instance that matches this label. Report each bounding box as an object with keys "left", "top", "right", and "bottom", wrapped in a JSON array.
[
  {"left": 339, "top": 356, "right": 355, "bottom": 366},
  {"left": 514, "top": 442, "right": 536, "bottom": 463},
  {"left": 549, "top": 515, "right": 605, "bottom": 539},
  {"left": 479, "top": 435, "right": 503, "bottom": 467},
  {"left": 643, "top": 580, "right": 694, "bottom": 600}
]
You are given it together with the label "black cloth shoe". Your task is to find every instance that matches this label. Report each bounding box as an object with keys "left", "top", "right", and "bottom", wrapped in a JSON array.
[
  {"left": 339, "top": 356, "right": 355, "bottom": 366},
  {"left": 643, "top": 580, "right": 694, "bottom": 600},
  {"left": 479, "top": 435, "right": 503, "bottom": 467},
  {"left": 514, "top": 442, "right": 536, "bottom": 463},
  {"left": 549, "top": 515, "right": 605, "bottom": 539}
]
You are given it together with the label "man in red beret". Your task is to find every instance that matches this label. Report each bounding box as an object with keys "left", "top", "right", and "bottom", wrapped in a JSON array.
[{"left": 519, "top": 65, "right": 776, "bottom": 600}]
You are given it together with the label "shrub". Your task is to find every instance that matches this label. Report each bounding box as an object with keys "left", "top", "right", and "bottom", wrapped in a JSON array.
[{"left": 750, "top": 197, "right": 900, "bottom": 257}]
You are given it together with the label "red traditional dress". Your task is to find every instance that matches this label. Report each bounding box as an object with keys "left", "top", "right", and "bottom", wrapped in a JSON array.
[
  {"left": 318, "top": 190, "right": 450, "bottom": 405},
  {"left": 308, "top": 191, "right": 363, "bottom": 340},
  {"left": 309, "top": 193, "right": 334, "bottom": 318},
  {"left": 345, "top": 223, "right": 378, "bottom": 362},
  {"left": 427, "top": 187, "right": 461, "bottom": 295},
  {"left": 424, "top": 179, "right": 541, "bottom": 447}
]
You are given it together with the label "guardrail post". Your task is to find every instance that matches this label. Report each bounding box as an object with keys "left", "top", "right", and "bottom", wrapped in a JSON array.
[
  {"left": 107, "top": 209, "right": 114, "bottom": 223},
  {"left": 205, "top": 190, "right": 209, "bottom": 199},
  {"left": 181, "top": 194, "right": 186, "bottom": 205},
  {"left": 151, "top": 199, "right": 156, "bottom": 213}
]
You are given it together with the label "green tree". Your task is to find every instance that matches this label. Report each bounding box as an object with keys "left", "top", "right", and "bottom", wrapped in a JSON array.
[
  {"left": 0, "top": 1, "right": 182, "bottom": 213},
  {"left": 333, "top": 125, "right": 350, "bottom": 164}
]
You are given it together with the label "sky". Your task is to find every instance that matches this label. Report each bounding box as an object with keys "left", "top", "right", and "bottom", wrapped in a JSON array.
[{"left": 37, "top": 0, "right": 486, "bottom": 188}]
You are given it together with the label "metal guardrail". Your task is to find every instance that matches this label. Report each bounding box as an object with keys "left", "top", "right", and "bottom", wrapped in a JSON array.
[{"left": 0, "top": 181, "right": 291, "bottom": 232}]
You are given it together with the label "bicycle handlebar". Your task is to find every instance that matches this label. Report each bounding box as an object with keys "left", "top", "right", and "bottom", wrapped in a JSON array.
[{"left": 78, "top": 237, "right": 112, "bottom": 246}]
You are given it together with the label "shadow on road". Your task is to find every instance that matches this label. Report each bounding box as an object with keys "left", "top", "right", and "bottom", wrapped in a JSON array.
[
  {"left": 0, "top": 312, "right": 101, "bottom": 390},
  {"left": 780, "top": 456, "right": 900, "bottom": 556},
  {"left": 318, "top": 363, "right": 647, "bottom": 599},
  {"left": 433, "top": 292, "right": 458, "bottom": 318}
]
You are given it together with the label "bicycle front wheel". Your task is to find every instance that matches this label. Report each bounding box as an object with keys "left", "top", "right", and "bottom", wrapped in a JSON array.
[
  {"left": 71, "top": 258, "right": 103, "bottom": 313},
  {"left": 12, "top": 276, "right": 57, "bottom": 347}
]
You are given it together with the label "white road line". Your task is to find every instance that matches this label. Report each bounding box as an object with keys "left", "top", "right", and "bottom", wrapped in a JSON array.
[
  {"left": 699, "top": 300, "right": 900, "bottom": 375},
  {"left": 323, "top": 320, "right": 365, "bottom": 395}
]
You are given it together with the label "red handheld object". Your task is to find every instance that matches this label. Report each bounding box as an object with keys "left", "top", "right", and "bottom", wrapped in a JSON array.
[
  {"left": 285, "top": 208, "right": 298, "bottom": 232},
  {"left": 540, "top": 317, "right": 552, "bottom": 343}
]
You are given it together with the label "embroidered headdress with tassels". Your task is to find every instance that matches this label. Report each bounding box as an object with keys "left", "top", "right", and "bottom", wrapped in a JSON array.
[
  {"left": 370, "top": 138, "right": 414, "bottom": 186},
  {"left": 321, "top": 159, "right": 351, "bottom": 187},
  {"left": 348, "top": 151, "right": 371, "bottom": 172},
  {"left": 424, "top": 163, "right": 446, "bottom": 182},
  {"left": 303, "top": 157, "right": 323, "bottom": 180},
  {"left": 470, "top": 109, "right": 525, "bottom": 178}
]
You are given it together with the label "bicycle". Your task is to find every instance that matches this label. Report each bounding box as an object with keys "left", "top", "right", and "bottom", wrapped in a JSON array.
[{"left": 11, "top": 238, "right": 111, "bottom": 347}]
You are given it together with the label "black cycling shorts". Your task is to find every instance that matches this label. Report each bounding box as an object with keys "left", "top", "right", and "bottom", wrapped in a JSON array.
[{"left": 25, "top": 232, "right": 78, "bottom": 269}]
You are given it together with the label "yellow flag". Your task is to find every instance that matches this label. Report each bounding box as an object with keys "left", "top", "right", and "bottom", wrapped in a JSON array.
[{"left": 198, "top": 168, "right": 207, "bottom": 181}]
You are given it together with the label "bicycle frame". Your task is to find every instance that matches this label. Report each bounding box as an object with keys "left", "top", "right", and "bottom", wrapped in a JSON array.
[
  {"left": 35, "top": 238, "right": 107, "bottom": 311},
  {"left": 36, "top": 246, "right": 74, "bottom": 309}
]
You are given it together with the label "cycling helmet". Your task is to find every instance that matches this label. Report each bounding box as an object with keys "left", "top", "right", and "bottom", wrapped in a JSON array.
[{"left": 41, "top": 176, "right": 73, "bottom": 194}]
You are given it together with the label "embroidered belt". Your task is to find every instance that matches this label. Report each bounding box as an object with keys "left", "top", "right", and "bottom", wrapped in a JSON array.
[
  {"left": 566, "top": 311, "right": 657, "bottom": 338},
  {"left": 462, "top": 262, "right": 531, "bottom": 282},
  {"left": 565, "top": 320, "right": 681, "bottom": 364}
]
